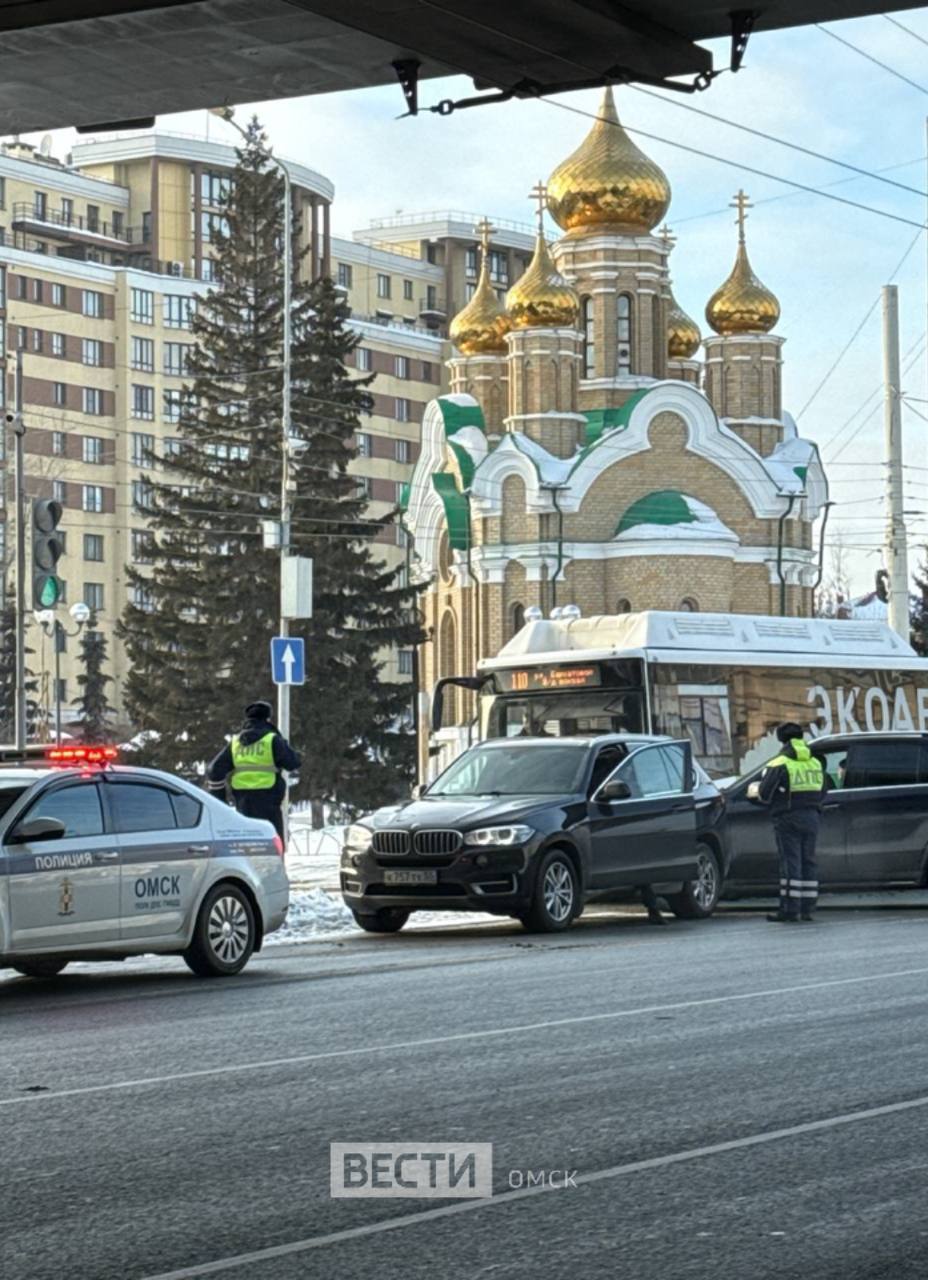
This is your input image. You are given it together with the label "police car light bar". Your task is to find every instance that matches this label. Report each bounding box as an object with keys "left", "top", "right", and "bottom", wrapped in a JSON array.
[{"left": 46, "top": 745, "right": 119, "bottom": 766}]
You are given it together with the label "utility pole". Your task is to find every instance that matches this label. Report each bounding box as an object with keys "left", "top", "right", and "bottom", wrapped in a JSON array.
[
  {"left": 13, "top": 350, "right": 26, "bottom": 750},
  {"left": 882, "top": 284, "right": 909, "bottom": 640}
]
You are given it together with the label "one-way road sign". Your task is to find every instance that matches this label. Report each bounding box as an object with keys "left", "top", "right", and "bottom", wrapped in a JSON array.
[{"left": 270, "top": 636, "right": 305, "bottom": 685}]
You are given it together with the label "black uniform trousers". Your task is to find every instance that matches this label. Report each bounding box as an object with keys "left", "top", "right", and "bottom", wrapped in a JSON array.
[
  {"left": 231, "top": 790, "right": 285, "bottom": 840},
  {"left": 773, "top": 808, "right": 820, "bottom": 919}
]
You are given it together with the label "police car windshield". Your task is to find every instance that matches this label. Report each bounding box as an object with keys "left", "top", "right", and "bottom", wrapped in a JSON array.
[{"left": 429, "top": 742, "right": 589, "bottom": 796}]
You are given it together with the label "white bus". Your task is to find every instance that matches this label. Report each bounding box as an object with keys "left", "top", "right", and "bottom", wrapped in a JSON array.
[{"left": 430, "top": 610, "right": 928, "bottom": 780}]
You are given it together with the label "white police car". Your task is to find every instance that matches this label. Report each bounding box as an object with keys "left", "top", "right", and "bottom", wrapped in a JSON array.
[{"left": 0, "top": 746, "right": 289, "bottom": 979}]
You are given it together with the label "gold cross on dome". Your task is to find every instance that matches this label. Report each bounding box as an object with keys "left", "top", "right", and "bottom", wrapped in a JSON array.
[
  {"left": 731, "top": 188, "right": 752, "bottom": 242},
  {"left": 474, "top": 216, "right": 496, "bottom": 260},
  {"left": 529, "top": 179, "right": 548, "bottom": 232}
]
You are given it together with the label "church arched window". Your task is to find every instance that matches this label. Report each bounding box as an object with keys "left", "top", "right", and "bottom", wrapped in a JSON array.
[
  {"left": 616, "top": 597, "right": 632, "bottom": 614},
  {"left": 581, "top": 296, "right": 595, "bottom": 377},
  {"left": 617, "top": 293, "right": 632, "bottom": 376},
  {"left": 679, "top": 597, "right": 699, "bottom": 612},
  {"left": 510, "top": 602, "right": 525, "bottom": 637}
]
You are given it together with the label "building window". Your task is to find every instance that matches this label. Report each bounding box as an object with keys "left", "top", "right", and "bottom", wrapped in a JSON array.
[
  {"left": 132, "top": 385, "right": 155, "bottom": 420},
  {"left": 81, "top": 289, "right": 103, "bottom": 319},
  {"left": 15, "top": 325, "right": 25, "bottom": 349},
  {"left": 51, "top": 282, "right": 64, "bottom": 307},
  {"left": 58, "top": 197, "right": 73, "bottom": 225},
  {"left": 163, "top": 390, "right": 194, "bottom": 424},
  {"left": 51, "top": 333, "right": 65, "bottom": 357},
  {"left": 394, "top": 355, "right": 409, "bottom": 379},
  {"left": 356, "top": 476, "right": 372, "bottom": 499},
  {"left": 679, "top": 597, "right": 699, "bottom": 612},
  {"left": 132, "top": 530, "right": 155, "bottom": 564},
  {"left": 201, "top": 170, "right": 231, "bottom": 207},
  {"left": 81, "top": 338, "right": 103, "bottom": 367},
  {"left": 86, "top": 205, "right": 99, "bottom": 233},
  {"left": 403, "top": 279, "right": 414, "bottom": 301},
  {"left": 31, "top": 329, "right": 42, "bottom": 354},
  {"left": 0, "top": 177, "right": 4, "bottom": 210},
  {"left": 34, "top": 191, "right": 47, "bottom": 219},
  {"left": 83, "top": 533, "right": 104, "bottom": 562},
  {"left": 201, "top": 211, "right": 229, "bottom": 242},
  {"left": 421, "top": 360, "right": 433, "bottom": 381},
  {"left": 356, "top": 347, "right": 371, "bottom": 372},
  {"left": 376, "top": 273, "right": 391, "bottom": 299},
  {"left": 82, "top": 485, "right": 103, "bottom": 514},
  {"left": 133, "top": 584, "right": 153, "bottom": 612},
  {"left": 395, "top": 398, "right": 411, "bottom": 422},
  {"left": 337, "top": 262, "right": 353, "bottom": 289},
  {"left": 53, "top": 480, "right": 66, "bottom": 505},
  {"left": 52, "top": 431, "right": 65, "bottom": 456},
  {"left": 16, "top": 275, "right": 27, "bottom": 300},
  {"left": 131, "top": 287, "right": 154, "bottom": 325},
  {"left": 488, "top": 250, "right": 508, "bottom": 284},
  {"left": 465, "top": 246, "right": 477, "bottom": 275},
  {"left": 82, "top": 387, "right": 103, "bottom": 415},
  {"left": 112, "top": 211, "right": 124, "bottom": 239},
  {"left": 617, "top": 293, "right": 632, "bottom": 375},
  {"left": 356, "top": 432, "right": 372, "bottom": 458},
  {"left": 616, "top": 597, "right": 632, "bottom": 614},
  {"left": 511, "top": 603, "right": 526, "bottom": 637},
  {"left": 33, "top": 279, "right": 43, "bottom": 303},
  {"left": 132, "top": 432, "right": 155, "bottom": 468},
  {"left": 141, "top": 211, "right": 152, "bottom": 242},
  {"left": 133, "top": 480, "right": 155, "bottom": 512},
  {"left": 581, "top": 296, "right": 594, "bottom": 377},
  {"left": 163, "top": 342, "right": 190, "bottom": 376},
  {"left": 164, "top": 296, "right": 193, "bottom": 329},
  {"left": 131, "top": 336, "right": 154, "bottom": 372},
  {"left": 82, "top": 437, "right": 104, "bottom": 465},
  {"left": 83, "top": 582, "right": 104, "bottom": 612},
  {"left": 53, "top": 383, "right": 66, "bottom": 408},
  {"left": 395, "top": 438, "right": 410, "bottom": 464},
  {"left": 397, "top": 649, "right": 414, "bottom": 676}
]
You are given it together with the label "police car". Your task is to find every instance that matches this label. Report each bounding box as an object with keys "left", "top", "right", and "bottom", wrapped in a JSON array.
[{"left": 0, "top": 745, "right": 289, "bottom": 979}]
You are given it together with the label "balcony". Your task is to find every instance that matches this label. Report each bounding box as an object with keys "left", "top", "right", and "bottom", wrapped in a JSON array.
[
  {"left": 419, "top": 297, "right": 447, "bottom": 330},
  {"left": 11, "top": 202, "right": 145, "bottom": 250}
]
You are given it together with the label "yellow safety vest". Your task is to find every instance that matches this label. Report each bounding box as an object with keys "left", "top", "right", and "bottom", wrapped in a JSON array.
[
  {"left": 768, "top": 743, "right": 824, "bottom": 794},
  {"left": 229, "top": 731, "right": 278, "bottom": 791}
]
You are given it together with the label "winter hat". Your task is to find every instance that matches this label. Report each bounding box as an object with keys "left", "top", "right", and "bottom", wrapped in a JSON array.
[
  {"left": 776, "top": 721, "right": 804, "bottom": 744},
  {"left": 245, "top": 700, "right": 273, "bottom": 721}
]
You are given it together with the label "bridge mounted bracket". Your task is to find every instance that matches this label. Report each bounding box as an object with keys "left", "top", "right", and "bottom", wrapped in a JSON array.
[
  {"left": 729, "top": 10, "right": 757, "bottom": 73},
  {"left": 393, "top": 58, "right": 421, "bottom": 117}
]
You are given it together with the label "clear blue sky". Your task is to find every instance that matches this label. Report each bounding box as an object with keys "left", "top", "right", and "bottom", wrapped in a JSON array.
[{"left": 40, "top": 6, "right": 928, "bottom": 595}]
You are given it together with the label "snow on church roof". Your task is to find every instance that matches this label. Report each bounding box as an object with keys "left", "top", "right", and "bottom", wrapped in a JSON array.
[{"left": 615, "top": 492, "right": 737, "bottom": 542}]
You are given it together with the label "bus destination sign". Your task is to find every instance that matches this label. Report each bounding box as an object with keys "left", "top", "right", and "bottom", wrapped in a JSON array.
[{"left": 499, "top": 664, "right": 603, "bottom": 693}]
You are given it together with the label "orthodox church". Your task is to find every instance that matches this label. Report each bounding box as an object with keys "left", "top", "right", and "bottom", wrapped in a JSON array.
[{"left": 402, "top": 87, "right": 828, "bottom": 749}]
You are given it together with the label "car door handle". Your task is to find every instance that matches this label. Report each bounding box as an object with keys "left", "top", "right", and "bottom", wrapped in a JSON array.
[
  {"left": 93, "top": 851, "right": 119, "bottom": 862},
  {"left": 670, "top": 803, "right": 692, "bottom": 812},
  {"left": 823, "top": 802, "right": 841, "bottom": 811},
  {"left": 187, "top": 844, "right": 210, "bottom": 854}
]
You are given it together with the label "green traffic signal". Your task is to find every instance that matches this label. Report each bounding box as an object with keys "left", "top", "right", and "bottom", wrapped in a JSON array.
[
  {"left": 32, "top": 498, "right": 64, "bottom": 611},
  {"left": 38, "top": 576, "right": 61, "bottom": 607}
]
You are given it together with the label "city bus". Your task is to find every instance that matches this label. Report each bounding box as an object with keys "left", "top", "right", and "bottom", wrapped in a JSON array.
[{"left": 429, "top": 610, "right": 928, "bottom": 780}]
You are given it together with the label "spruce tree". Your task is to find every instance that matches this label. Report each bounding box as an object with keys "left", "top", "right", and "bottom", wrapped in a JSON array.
[
  {"left": 0, "top": 588, "right": 38, "bottom": 743},
  {"left": 119, "top": 117, "right": 422, "bottom": 810},
  {"left": 71, "top": 613, "right": 114, "bottom": 742}
]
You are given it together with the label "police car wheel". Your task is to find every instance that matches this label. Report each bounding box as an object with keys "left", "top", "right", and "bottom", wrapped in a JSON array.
[
  {"left": 351, "top": 908, "right": 410, "bottom": 934},
  {"left": 667, "top": 844, "right": 721, "bottom": 920},
  {"left": 184, "top": 884, "right": 256, "bottom": 977},
  {"left": 11, "top": 958, "right": 69, "bottom": 979},
  {"left": 521, "top": 849, "right": 578, "bottom": 933}
]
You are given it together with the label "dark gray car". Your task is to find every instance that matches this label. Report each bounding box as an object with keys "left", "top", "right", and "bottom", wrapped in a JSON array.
[{"left": 723, "top": 732, "right": 928, "bottom": 893}]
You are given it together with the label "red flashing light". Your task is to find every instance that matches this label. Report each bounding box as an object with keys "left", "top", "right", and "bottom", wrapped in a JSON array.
[
  {"left": 273, "top": 834, "right": 285, "bottom": 857},
  {"left": 46, "top": 745, "right": 119, "bottom": 766}
]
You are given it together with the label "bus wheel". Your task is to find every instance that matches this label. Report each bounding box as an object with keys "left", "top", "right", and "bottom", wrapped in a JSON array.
[{"left": 667, "top": 844, "right": 721, "bottom": 919}]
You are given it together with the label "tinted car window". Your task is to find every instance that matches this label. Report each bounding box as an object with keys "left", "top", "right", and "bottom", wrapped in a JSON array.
[
  {"left": 844, "top": 741, "right": 920, "bottom": 789},
  {"left": 171, "top": 791, "right": 202, "bottom": 829},
  {"left": 430, "top": 743, "right": 588, "bottom": 796},
  {"left": 659, "top": 744, "right": 687, "bottom": 791},
  {"left": 588, "top": 746, "right": 626, "bottom": 795},
  {"left": 21, "top": 782, "right": 104, "bottom": 838},
  {"left": 108, "top": 783, "right": 177, "bottom": 833},
  {"left": 0, "top": 785, "right": 28, "bottom": 821},
  {"left": 620, "top": 745, "right": 674, "bottom": 798}
]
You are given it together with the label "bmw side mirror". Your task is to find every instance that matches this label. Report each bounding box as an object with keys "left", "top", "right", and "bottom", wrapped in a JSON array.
[
  {"left": 411, "top": 784, "right": 426, "bottom": 800},
  {"left": 7, "top": 817, "right": 67, "bottom": 845},
  {"left": 599, "top": 778, "right": 632, "bottom": 803}
]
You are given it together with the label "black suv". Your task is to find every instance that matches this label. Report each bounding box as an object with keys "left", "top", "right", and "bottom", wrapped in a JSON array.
[
  {"left": 723, "top": 732, "right": 928, "bottom": 894},
  {"left": 340, "top": 735, "right": 727, "bottom": 934}
]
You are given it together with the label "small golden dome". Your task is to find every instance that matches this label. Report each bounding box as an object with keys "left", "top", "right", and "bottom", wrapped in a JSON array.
[
  {"left": 706, "top": 190, "right": 780, "bottom": 336},
  {"left": 449, "top": 218, "right": 512, "bottom": 355},
  {"left": 505, "top": 231, "right": 579, "bottom": 329},
  {"left": 546, "top": 85, "right": 671, "bottom": 235},
  {"left": 667, "top": 288, "right": 701, "bottom": 359}
]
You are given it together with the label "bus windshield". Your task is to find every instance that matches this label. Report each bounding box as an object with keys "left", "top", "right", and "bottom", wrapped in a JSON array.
[
  {"left": 429, "top": 741, "right": 590, "bottom": 796},
  {"left": 485, "top": 691, "right": 645, "bottom": 739}
]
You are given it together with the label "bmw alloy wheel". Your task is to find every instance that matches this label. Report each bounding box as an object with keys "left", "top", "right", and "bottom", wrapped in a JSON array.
[
  {"left": 543, "top": 859, "right": 575, "bottom": 923},
  {"left": 693, "top": 849, "right": 719, "bottom": 912},
  {"left": 208, "top": 894, "right": 250, "bottom": 965}
]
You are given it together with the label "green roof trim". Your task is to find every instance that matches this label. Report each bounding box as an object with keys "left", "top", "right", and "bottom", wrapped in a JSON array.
[
  {"left": 438, "top": 398, "right": 486, "bottom": 438},
  {"left": 432, "top": 473, "right": 471, "bottom": 552},
  {"left": 448, "top": 440, "right": 477, "bottom": 489},
  {"left": 616, "top": 490, "right": 695, "bottom": 536},
  {"left": 793, "top": 465, "right": 808, "bottom": 482},
  {"left": 583, "top": 388, "right": 652, "bottom": 447},
  {"left": 398, "top": 481, "right": 411, "bottom": 511}
]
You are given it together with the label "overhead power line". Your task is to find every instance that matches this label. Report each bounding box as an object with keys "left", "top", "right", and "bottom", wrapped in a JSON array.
[
  {"left": 816, "top": 23, "right": 928, "bottom": 98},
  {"left": 884, "top": 14, "right": 928, "bottom": 50}
]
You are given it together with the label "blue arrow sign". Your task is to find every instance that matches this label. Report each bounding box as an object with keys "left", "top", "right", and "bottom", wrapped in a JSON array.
[{"left": 270, "top": 636, "right": 305, "bottom": 686}]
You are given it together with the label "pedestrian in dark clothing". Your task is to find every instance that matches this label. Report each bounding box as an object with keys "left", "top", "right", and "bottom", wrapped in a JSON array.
[
  {"left": 754, "top": 721, "right": 826, "bottom": 924},
  {"left": 207, "top": 700, "right": 301, "bottom": 840}
]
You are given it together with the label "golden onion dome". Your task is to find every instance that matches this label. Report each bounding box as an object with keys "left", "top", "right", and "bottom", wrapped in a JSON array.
[
  {"left": 449, "top": 261, "right": 511, "bottom": 356},
  {"left": 546, "top": 85, "right": 671, "bottom": 235},
  {"left": 667, "top": 288, "right": 701, "bottom": 359},
  {"left": 706, "top": 191, "right": 780, "bottom": 335},
  {"left": 505, "top": 231, "right": 579, "bottom": 329}
]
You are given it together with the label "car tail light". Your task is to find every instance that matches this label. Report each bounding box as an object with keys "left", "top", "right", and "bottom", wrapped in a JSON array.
[
  {"left": 273, "top": 834, "right": 285, "bottom": 856},
  {"left": 46, "top": 745, "right": 118, "bottom": 766}
]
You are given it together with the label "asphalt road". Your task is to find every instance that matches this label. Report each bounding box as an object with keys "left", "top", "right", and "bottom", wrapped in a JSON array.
[{"left": 4, "top": 904, "right": 928, "bottom": 1280}]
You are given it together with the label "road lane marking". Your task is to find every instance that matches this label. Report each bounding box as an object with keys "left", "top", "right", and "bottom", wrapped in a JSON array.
[
  {"left": 4, "top": 964, "right": 928, "bottom": 1110},
  {"left": 139, "top": 1089, "right": 928, "bottom": 1279}
]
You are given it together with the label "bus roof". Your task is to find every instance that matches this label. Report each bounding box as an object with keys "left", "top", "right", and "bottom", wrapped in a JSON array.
[{"left": 480, "top": 610, "right": 921, "bottom": 671}]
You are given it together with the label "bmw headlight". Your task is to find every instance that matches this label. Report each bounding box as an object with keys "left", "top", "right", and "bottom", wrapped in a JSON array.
[
  {"left": 344, "top": 824, "right": 373, "bottom": 854},
  {"left": 464, "top": 825, "right": 535, "bottom": 848}
]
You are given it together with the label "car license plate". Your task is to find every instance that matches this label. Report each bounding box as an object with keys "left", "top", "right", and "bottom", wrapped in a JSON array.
[{"left": 383, "top": 869, "right": 438, "bottom": 886}]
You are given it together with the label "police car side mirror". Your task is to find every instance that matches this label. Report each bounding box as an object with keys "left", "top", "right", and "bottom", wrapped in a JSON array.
[{"left": 7, "top": 817, "right": 67, "bottom": 845}]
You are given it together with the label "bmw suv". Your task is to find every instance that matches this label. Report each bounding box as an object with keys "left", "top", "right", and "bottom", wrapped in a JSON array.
[{"left": 340, "top": 734, "right": 727, "bottom": 934}]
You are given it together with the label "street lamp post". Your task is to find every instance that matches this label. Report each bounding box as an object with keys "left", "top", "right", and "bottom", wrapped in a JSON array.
[
  {"left": 209, "top": 106, "right": 293, "bottom": 741},
  {"left": 36, "top": 601, "right": 91, "bottom": 744}
]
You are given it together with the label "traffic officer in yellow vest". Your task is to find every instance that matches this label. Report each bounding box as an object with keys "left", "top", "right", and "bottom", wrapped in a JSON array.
[
  {"left": 754, "top": 721, "right": 827, "bottom": 924},
  {"left": 207, "top": 700, "right": 301, "bottom": 840}
]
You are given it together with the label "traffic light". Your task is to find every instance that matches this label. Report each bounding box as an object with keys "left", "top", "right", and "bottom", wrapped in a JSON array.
[{"left": 32, "top": 498, "right": 64, "bottom": 610}]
